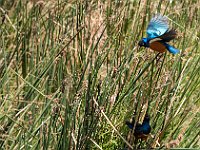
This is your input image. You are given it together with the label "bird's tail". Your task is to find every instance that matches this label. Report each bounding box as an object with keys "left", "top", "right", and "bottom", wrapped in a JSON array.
[{"left": 164, "top": 43, "right": 180, "bottom": 54}]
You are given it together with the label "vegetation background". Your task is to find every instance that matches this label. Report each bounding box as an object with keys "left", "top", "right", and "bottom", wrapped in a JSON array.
[{"left": 0, "top": 0, "right": 199, "bottom": 149}]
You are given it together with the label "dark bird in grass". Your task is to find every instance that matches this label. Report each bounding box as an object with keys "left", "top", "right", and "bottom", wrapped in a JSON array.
[
  {"left": 138, "top": 14, "right": 179, "bottom": 54},
  {"left": 126, "top": 114, "right": 151, "bottom": 141}
]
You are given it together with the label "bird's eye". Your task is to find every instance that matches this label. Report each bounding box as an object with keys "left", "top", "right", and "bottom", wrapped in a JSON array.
[{"left": 138, "top": 40, "right": 144, "bottom": 47}]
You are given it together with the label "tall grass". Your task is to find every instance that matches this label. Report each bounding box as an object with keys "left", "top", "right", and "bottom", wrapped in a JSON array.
[{"left": 0, "top": 0, "right": 199, "bottom": 149}]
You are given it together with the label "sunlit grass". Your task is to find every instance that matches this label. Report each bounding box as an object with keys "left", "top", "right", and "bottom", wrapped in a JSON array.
[{"left": 0, "top": 0, "right": 199, "bottom": 149}]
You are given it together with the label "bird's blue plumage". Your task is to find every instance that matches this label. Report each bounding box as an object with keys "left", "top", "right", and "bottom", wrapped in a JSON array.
[
  {"left": 147, "top": 14, "right": 169, "bottom": 39},
  {"left": 138, "top": 14, "right": 180, "bottom": 54},
  {"left": 163, "top": 43, "right": 179, "bottom": 54},
  {"left": 134, "top": 121, "right": 151, "bottom": 135},
  {"left": 126, "top": 122, "right": 134, "bottom": 129},
  {"left": 126, "top": 115, "right": 151, "bottom": 139}
]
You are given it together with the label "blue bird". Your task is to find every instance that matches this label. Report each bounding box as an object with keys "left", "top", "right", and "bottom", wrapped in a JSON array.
[
  {"left": 126, "top": 114, "right": 151, "bottom": 141},
  {"left": 138, "top": 14, "right": 179, "bottom": 54}
]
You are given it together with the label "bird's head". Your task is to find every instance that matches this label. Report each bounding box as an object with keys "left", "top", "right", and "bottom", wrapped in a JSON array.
[
  {"left": 138, "top": 38, "right": 149, "bottom": 47},
  {"left": 143, "top": 114, "right": 150, "bottom": 123}
]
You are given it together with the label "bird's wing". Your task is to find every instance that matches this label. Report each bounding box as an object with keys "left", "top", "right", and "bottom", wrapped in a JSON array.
[
  {"left": 147, "top": 14, "right": 169, "bottom": 39},
  {"left": 158, "top": 28, "right": 177, "bottom": 42},
  {"left": 125, "top": 117, "right": 135, "bottom": 129},
  {"left": 125, "top": 121, "right": 134, "bottom": 129}
]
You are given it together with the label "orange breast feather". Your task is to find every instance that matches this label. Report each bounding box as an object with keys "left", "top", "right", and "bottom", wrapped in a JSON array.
[{"left": 149, "top": 41, "right": 166, "bottom": 53}]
